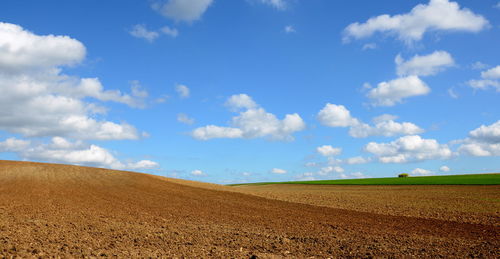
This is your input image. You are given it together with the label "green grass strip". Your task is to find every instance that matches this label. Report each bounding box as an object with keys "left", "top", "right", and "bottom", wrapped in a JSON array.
[{"left": 228, "top": 173, "right": 500, "bottom": 186}]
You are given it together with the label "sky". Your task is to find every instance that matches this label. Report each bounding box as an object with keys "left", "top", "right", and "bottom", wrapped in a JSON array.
[{"left": 0, "top": 0, "right": 499, "bottom": 183}]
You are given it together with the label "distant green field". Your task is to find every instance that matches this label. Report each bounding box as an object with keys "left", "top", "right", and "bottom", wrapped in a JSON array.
[{"left": 229, "top": 173, "right": 500, "bottom": 186}]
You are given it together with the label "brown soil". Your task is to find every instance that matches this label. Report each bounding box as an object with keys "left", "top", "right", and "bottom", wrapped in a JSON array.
[
  {"left": 233, "top": 184, "right": 500, "bottom": 226},
  {"left": 0, "top": 160, "right": 498, "bottom": 258}
]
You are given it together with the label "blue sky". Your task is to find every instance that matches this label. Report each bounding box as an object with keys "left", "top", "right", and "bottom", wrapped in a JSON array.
[{"left": 0, "top": 0, "right": 499, "bottom": 183}]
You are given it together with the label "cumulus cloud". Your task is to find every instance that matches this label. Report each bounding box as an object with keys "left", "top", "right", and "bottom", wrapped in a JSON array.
[
  {"left": 0, "top": 22, "right": 144, "bottom": 140},
  {"left": 129, "top": 24, "right": 178, "bottom": 42},
  {"left": 481, "top": 66, "right": 500, "bottom": 79},
  {"left": 468, "top": 79, "right": 500, "bottom": 92},
  {"left": 349, "top": 120, "right": 424, "bottom": 138},
  {"left": 271, "top": 168, "right": 287, "bottom": 174},
  {"left": 317, "top": 166, "right": 344, "bottom": 175},
  {"left": 471, "top": 61, "right": 489, "bottom": 70},
  {"left": 295, "top": 172, "right": 316, "bottom": 181},
  {"left": 362, "top": 43, "right": 377, "bottom": 50},
  {"left": 458, "top": 120, "right": 500, "bottom": 156},
  {"left": 317, "top": 104, "right": 359, "bottom": 127},
  {"left": 372, "top": 114, "right": 398, "bottom": 123},
  {"left": 0, "top": 23, "right": 156, "bottom": 170},
  {"left": 317, "top": 104, "right": 423, "bottom": 138},
  {"left": 0, "top": 22, "right": 85, "bottom": 72},
  {"left": 191, "top": 126, "right": 243, "bottom": 140},
  {"left": 284, "top": 25, "right": 295, "bottom": 33},
  {"left": 367, "top": 76, "right": 430, "bottom": 106},
  {"left": 152, "top": 0, "right": 213, "bottom": 22},
  {"left": 0, "top": 137, "right": 158, "bottom": 170},
  {"left": 160, "top": 26, "right": 179, "bottom": 38},
  {"left": 296, "top": 167, "right": 365, "bottom": 180},
  {"left": 411, "top": 168, "right": 434, "bottom": 176},
  {"left": 257, "top": 0, "right": 287, "bottom": 10},
  {"left": 468, "top": 121, "right": 500, "bottom": 143},
  {"left": 395, "top": 51, "right": 455, "bottom": 77},
  {"left": 350, "top": 172, "right": 368, "bottom": 178},
  {"left": 343, "top": 0, "right": 489, "bottom": 43},
  {"left": 177, "top": 113, "right": 195, "bottom": 125},
  {"left": 0, "top": 138, "right": 31, "bottom": 152},
  {"left": 467, "top": 65, "right": 500, "bottom": 92},
  {"left": 448, "top": 88, "right": 459, "bottom": 99},
  {"left": 344, "top": 156, "right": 371, "bottom": 165},
  {"left": 316, "top": 145, "right": 342, "bottom": 157},
  {"left": 191, "top": 169, "right": 206, "bottom": 176},
  {"left": 440, "top": 165, "right": 450, "bottom": 172},
  {"left": 129, "top": 24, "right": 160, "bottom": 42},
  {"left": 225, "top": 94, "right": 257, "bottom": 110},
  {"left": 365, "top": 135, "right": 452, "bottom": 163},
  {"left": 192, "top": 94, "right": 305, "bottom": 141},
  {"left": 175, "top": 84, "right": 190, "bottom": 98}
]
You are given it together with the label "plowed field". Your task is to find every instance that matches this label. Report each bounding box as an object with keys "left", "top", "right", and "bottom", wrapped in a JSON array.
[{"left": 0, "top": 160, "right": 498, "bottom": 258}]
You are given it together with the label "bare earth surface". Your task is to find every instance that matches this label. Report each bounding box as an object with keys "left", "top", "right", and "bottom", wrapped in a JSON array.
[
  {"left": 0, "top": 161, "right": 499, "bottom": 258},
  {"left": 233, "top": 184, "right": 500, "bottom": 226}
]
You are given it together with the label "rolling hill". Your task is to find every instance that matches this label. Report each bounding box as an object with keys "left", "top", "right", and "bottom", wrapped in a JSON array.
[{"left": 0, "top": 160, "right": 498, "bottom": 257}]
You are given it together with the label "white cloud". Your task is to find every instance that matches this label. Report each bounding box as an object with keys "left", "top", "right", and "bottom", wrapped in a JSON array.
[
  {"left": 411, "top": 168, "right": 434, "bottom": 176},
  {"left": 468, "top": 120, "right": 500, "bottom": 143},
  {"left": 318, "top": 104, "right": 424, "bottom": 138},
  {"left": 367, "top": 76, "right": 430, "bottom": 106},
  {"left": 129, "top": 24, "right": 178, "bottom": 41},
  {"left": 468, "top": 79, "right": 500, "bottom": 92},
  {"left": 350, "top": 172, "right": 367, "bottom": 178},
  {"left": 129, "top": 24, "right": 160, "bottom": 42},
  {"left": 481, "top": 66, "right": 500, "bottom": 79},
  {"left": 0, "top": 22, "right": 85, "bottom": 72},
  {"left": 177, "top": 113, "right": 195, "bottom": 125},
  {"left": 271, "top": 168, "right": 287, "bottom": 174},
  {"left": 344, "top": 156, "right": 371, "bottom": 165},
  {"left": 395, "top": 51, "right": 455, "bottom": 77},
  {"left": 175, "top": 84, "right": 190, "bottom": 98},
  {"left": 124, "top": 160, "right": 160, "bottom": 170},
  {"left": 459, "top": 120, "right": 500, "bottom": 157},
  {"left": 0, "top": 138, "right": 31, "bottom": 152},
  {"left": 191, "top": 125, "right": 243, "bottom": 140},
  {"left": 0, "top": 137, "right": 158, "bottom": 170},
  {"left": 343, "top": 0, "right": 489, "bottom": 43},
  {"left": 349, "top": 120, "right": 424, "bottom": 138},
  {"left": 365, "top": 135, "right": 453, "bottom": 163},
  {"left": 232, "top": 109, "right": 305, "bottom": 140},
  {"left": 225, "top": 93, "right": 257, "bottom": 110},
  {"left": 362, "top": 43, "right": 377, "bottom": 50},
  {"left": 459, "top": 142, "right": 500, "bottom": 156},
  {"left": 69, "top": 79, "right": 148, "bottom": 108},
  {"left": 316, "top": 145, "right": 342, "bottom": 157},
  {"left": 372, "top": 114, "right": 398, "bottom": 123},
  {"left": 471, "top": 61, "right": 489, "bottom": 70},
  {"left": 295, "top": 172, "right": 316, "bottom": 181},
  {"left": 160, "top": 26, "right": 179, "bottom": 38},
  {"left": 317, "top": 166, "right": 344, "bottom": 175},
  {"left": 0, "top": 22, "right": 144, "bottom": 140},
  {"left": 284, "top": 25, "right": 295, "bottom": 33},
  {"left": 191, "top": 169, "right": 206, "bottom": 176},
  {"left": 297, "top": 167, "right": 365, "bottom": 180},
  {"left": 152, "top": 0, "right": 213, "bottom": 22},
  {"left": 192, "top": 94, "right": 305, "bottom": 141},
  {"left": 448, "top": 88, "right": 459, "bottom": 99},
  {"left": 495, "top": 2, "right": 500, "bottom": 9},
  {"left": 440, "top": 165, "right": 450, "bottom": 172},
  {"left": 317, "top": 103, "right": 359, "bottom": 127},
  {"left": 304, "top": 162, "right": 319, "bottom": 167},
  {"left": 258, "top": 0, "right": 287, "bottom": 10},
  {"left": 467, "top": 65, "right": 500, "bottom": 92}
]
